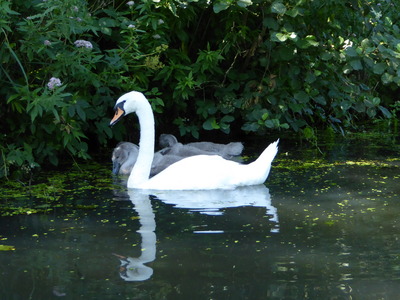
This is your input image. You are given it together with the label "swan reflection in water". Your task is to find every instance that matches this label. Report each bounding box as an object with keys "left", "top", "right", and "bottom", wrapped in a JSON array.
[
  {"left": 113, "top": 189, "right": 156, "bottom": 282},
  {"left": 114, "top": 184, "right": 278, "bottom": 281}
]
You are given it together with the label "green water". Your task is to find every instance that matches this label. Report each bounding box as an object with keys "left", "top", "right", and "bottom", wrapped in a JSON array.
[{"left": 1, "top": 136, "right": 399, "bottom": 299}]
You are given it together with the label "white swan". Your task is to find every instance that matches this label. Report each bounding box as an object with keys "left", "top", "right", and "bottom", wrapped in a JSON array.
[{"left": 110, "top": 91, "right": 279, "bottom": 190}]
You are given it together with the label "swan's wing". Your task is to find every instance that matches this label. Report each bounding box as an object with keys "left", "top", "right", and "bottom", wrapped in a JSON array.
[{"left": 143, "top": 155, "right": 244, "bottom": 190}]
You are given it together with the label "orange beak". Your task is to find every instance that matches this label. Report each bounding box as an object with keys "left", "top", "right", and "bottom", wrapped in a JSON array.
[{"left": 110, "top": 107, "right": 125, "bottom": 127}]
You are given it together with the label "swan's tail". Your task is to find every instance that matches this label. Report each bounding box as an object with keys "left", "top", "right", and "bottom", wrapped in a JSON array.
[
  {"left": 257, "top": 139, "right": 279, "bottom": 164},
  {"left": 247, "top": 139, "right": 279, "bottom": 185}
]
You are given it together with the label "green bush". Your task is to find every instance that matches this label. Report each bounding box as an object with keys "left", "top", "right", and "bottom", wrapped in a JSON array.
[{"left": 0, "top": 0, "right": 399, "bottom": 178}]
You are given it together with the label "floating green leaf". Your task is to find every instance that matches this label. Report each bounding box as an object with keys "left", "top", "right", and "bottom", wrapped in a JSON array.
[{"left": 0, "top": 245, "right": 16, "bottom": 251}]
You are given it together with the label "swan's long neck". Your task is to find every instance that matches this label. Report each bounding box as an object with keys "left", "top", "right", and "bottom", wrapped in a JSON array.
[{"left": 128, "top": 100, "right": 155, "bottom": 188}]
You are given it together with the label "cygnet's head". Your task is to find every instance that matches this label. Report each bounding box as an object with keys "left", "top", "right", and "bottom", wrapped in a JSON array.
[
  {"left": 111, "top": 142, "right": 139, "bottom": 175},
  {"left": 159, "top": 134, "right": 178, "bottom": 148}
]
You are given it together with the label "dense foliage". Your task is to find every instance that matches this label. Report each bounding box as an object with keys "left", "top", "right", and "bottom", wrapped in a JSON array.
[{"left": 1, "top": 0, "right": 399, "bottom": 178}]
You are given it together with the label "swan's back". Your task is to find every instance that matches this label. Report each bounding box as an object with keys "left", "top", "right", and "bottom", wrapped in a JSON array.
[{"left": 137, "top": 140, "right": 279, "bottom": 190}]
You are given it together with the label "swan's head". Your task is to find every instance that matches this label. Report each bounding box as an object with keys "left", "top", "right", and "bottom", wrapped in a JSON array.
[{"left": 110, "top": 91, "right": 148, "bottom": 126}]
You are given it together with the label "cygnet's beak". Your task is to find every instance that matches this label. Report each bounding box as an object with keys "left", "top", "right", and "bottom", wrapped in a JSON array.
[{"left": 110, "top": 102, "right": 126, "bottom": 127}]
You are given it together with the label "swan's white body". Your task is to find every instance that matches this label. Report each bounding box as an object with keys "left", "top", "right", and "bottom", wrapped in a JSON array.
[{"left": 110, "top": 91, "right": 279, "bottom": 190}]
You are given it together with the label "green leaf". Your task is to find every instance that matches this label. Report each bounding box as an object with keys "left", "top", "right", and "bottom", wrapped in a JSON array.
[
  {"left": 314, "top": 96, "right": 326, "bottom": 105},
  {"left": 379, "top": 105, "right": 392, "bottom": 118},
  {"left": 237, "top": 0, "right": 252, "bottom": 8},
  {"left": 280, "top": 123, "right": 290, "bottom": 129},
  {"left": 242, "top": 122, "right": 260, "bottom": 132},
  {"left": 271, "top": 2, "right": 286, "bottom": 15},
  {"left": 373, "top": 63, "right": 386, "bottom": 75},
  {"left": 289, "top": 103, "right": 302, "bottom": 113},
  {"left": 76, "top": 106, "right": 86, "bottom": 121},
  {"left": 320, "top": 52, "right": 332, "bottom": 61},
  {"left": 372, "top": 97, "right": 380, "bottom": 106},
  {"left": 221, "top": 115, "right": 234, "bottom": 123},
  {"left": 305, "top": 35, "right": 318, "bottom": 46},
  {"left": 213, "top": 1, "right": 230, "bottom": 13},
  {"left": 203, "top": 117, "right": 220, "bottom": 130},
  {"left": 98, "top": 18, "right": 116, "bottom": 35},
  {"left": 167, "top": 2, "right": 178, "bottom": 16},
  {"left": 296, "top": 35, "right": 318, "bottom": 49},
  {"left": 98, "top": 17, "right": 117, "bottom": 27},
  {"left": 366, "top": 107, "right": 376, "bottom": 118},
  {"left": 349, "top": 59, "right": 363, "bottom": 70},
  {"left": 285, "top": 8, "right": 299, "bottom": 17},
  {"left": 303, "top": 127, "right": 315, "bottom": 139},
  {"left": 271, "top": 32, "right": 288, "bottom": 42},
  {"left": 384, "top": 16, "right": 393, "bottom": 27},
  {"left": 101, "top": 27, "right": 112, "bottom": 35},
  {"left": 345, "top": 47, "right": 358, "bottom": 57},
  {"left": 264, "top": 119, "right": 278, "bottom": 128},
  {"left": 305, "top": 72, "right": 316, "bottom": 83},
  {"left": 4, "top": 42, "right": 28, "bottom": 86},
  {"left": 381, "top": 73, "right": 394, "bottom": 84},
  {"left": 52, "top": 108, "right": 60, "bottom": 121},
  {"left": 294, "top": 91, "right": 309, "bottom": 103},
  {"left": 263, "top": 17, "right": 279, "bottom": 30},
  {"left": 68, "top": 106, "right": 76, "bottom": 117},
  {"left": 29, "top": 105, "right": 42, "bottom": 122}
]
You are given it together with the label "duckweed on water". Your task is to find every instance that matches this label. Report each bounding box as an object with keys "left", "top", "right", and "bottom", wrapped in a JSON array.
[
  {"left": 269, "top": 153, "right": 400, "bottom": 229},
  {"left": 0, "top": 235, "right": 15, "bottom": 251},
  {"left": 0, "top": 162, "right": 117, "bottom": 217},
  {"left": 1, "top": 148, "right": 399, "bottom": 226}
]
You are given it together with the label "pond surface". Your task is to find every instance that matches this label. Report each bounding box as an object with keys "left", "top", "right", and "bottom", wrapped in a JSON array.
[{"left": 1, "top": 135, "right": 400, "bottom": 299}]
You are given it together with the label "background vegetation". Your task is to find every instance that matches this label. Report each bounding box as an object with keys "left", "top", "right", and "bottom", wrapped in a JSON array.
[{"left": 1, "top": 0, "right": 399, "bottom": 179}]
